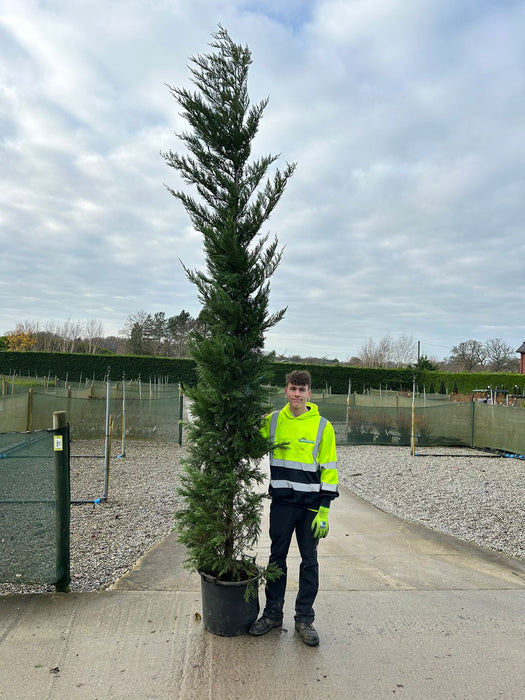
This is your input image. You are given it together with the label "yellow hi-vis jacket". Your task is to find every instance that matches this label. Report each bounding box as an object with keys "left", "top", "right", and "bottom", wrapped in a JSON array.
[{"left": 261, "top": 402, "right": 338, "bottom": 509}]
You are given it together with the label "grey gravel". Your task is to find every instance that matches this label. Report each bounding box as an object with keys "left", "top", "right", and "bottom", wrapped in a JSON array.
[
  {"left": 1, "top": 439, "right": 184, "bottom": 595},
  {"left": 338, "top": 444, "right": 525, "bottom": 562},
  {"left": 1, "top": 441, "right": 523, "bottom": 595}
]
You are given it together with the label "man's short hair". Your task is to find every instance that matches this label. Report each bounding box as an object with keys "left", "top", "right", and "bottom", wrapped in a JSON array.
[{"left": 285, "top": 370, "right": 311, "bottom": 388}]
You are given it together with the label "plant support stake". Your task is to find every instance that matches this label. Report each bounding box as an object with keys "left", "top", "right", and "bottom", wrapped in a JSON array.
[{"left": 103, "top": 367, "right": 110, "bottom": 500}]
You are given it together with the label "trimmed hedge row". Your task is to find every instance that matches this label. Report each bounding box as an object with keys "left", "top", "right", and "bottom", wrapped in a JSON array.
[
  {"left": 270, "top": 362, "right": 417, "bottom": 393},
  {"left": 1, "top": 352, "right": 524, "bottom": 396},
  {"left": 273, "top": 362, "right": 525, "bottom": 395},
  {"left": 0, "top": 351, "right": 198, "bottom": 386},
  {"left": 417, "top": 370, "right": 525, "bottom": 396}
]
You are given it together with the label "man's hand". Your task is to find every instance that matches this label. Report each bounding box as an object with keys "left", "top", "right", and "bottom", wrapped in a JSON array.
[{"left": 311, "top": 506, "right": 330, "bottom": 539}]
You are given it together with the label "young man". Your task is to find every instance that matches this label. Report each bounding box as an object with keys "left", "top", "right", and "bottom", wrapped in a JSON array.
[{"left": 249, "top": 370, "right": 338, "bottom": 646}]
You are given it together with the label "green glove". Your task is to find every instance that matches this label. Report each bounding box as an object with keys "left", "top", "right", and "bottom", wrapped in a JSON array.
[{"left": 311, "top": 506, "right": 330, "bottom": 539}]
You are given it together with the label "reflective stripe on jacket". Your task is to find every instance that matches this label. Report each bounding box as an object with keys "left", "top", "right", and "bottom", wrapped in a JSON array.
[{"left": 261, "top": 402, "right": 338, "bottom": 509}]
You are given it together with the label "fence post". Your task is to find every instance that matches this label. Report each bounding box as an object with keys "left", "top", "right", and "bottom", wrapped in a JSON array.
[
  {"left": 121, "top": 372, "right": 126, "bottom": 458},
  {"left": 178, "top": 383, "right": 184, "bottom": 446},
  {"left": 53, "top": 410, "right": 70, "bottom": 593},
  {"left": 470, "top": 399, "right": 476, "bottom": 448},
  {"left": 26, "top": 387, "right": 33, "bottom": 431},
  {"left": 103, "top": 416, "right": 113, "bottom": 501},
  {"left": 345, "top": 379, "right": 352, "bottom": 433},
  {"left": 103, "top": 368, "right": 111, "bottom": 500},
  {"left": 411, "top": 376, "right": 416, "bottom": 456}
]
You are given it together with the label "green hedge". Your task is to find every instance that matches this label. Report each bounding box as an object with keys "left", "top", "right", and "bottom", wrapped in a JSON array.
[
  {"left": 0, "top": 351, "right": 197, "bottom": 386},
  {"left": 2, "top": 352, "right": 524, "bottom": 396},
  {"left": 270, "top": 362, "right": 525, "bottom": 395},
  {"left": 270, "top": 362, "right": 417, "bottom": 393},
  {"left": 417, "top": 370, "right": 525, "bottom": 395}
]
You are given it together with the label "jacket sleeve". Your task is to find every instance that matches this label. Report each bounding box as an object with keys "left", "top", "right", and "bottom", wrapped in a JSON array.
[
  {"left": 259, "top": 411, "right": 272, "bottom": 441},
  {"left": 318, "top": 420, "right": 338, "bottom": 508}
]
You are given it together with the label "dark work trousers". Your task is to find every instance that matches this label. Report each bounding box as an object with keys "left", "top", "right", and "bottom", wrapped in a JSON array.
[{"left": 263, "top": 501, "right": 319, "bottom": 624}]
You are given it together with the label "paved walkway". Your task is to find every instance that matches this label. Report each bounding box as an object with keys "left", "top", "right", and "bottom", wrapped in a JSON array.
[{"left": 1, "top": 486, "right": 525, "bottom": 699}]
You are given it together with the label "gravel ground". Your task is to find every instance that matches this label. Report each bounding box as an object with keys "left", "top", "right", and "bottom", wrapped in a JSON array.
[
  {"left": 1, "top": 440, "right": 184, "bottom": 595},
  {"left": 1, "top": 441, "right": 523, "bottom": 595},
  {"left": 338, "top": 445, "right": 524, "bottom": 562}
]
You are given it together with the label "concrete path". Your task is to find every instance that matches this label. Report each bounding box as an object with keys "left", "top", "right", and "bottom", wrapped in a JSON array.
[{"left": 1, "top": 486, "right": 524, "bottom": 699}]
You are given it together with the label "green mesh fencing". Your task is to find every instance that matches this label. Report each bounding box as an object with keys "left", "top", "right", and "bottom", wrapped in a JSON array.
[
  {"left": 4, "top": 380, "right": 525, "bottom": 454},
  {"left": 0, "top": 427, "right": 70, "bottom": 588},
  {"left": 267, "top": 391, "right": 525, "bottom": 454},
  {"left": 0, "top": 383, "right": 183, "bottom": 441},
  {"left": 472, "top": 402, "right": 525, "bottom": 455},
  {"left": 0, "top": 394, "right": 29, "bottom": 432}
]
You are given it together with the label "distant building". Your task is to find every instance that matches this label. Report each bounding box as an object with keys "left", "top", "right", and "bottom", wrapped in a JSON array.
[{"left": 517, "top": 342, "right": 525, "bottom": 374}]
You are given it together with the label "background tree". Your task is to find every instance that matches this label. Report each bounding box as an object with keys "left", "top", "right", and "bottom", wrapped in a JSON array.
[
  {"left": 413, "top": 354, "right": 439, "bottom": 371},
  {"left": 60, "top": 318, "right": 83, "bottom": 353},
  {"left": 359, "top": 334, "right": 417, "bottom": 368},
  {"left": 359, "top": 336, "right": 390, "bottom": 367},
  {"left": 6, "top": 324, "right": 35, "bottom": 351},
  {"left": 84, "top": 318, "right": 104, "bottom": 354},
  {"left": 121, "top": 309, "right": 203, "bottom": 357},
  {"left": 484, "top": 338, "right": 515, "bottom": 372},
  {"left": 166, "top": 310, "right": 205, "bottom": 357},
  {"left": 390, "top": 333, "right": 417, "bottom": 366},
  {"left": 450, "top": 339, "right": 487, "bottom": 372},
  {"left": 145, "top": 312, "right": 168, "bottom": 356},
  {"left": 121, "top": 310, "right": 153, "bottom": 355},
  {"left": 163, "top": 27, "right": 295, "bottom": 580}
]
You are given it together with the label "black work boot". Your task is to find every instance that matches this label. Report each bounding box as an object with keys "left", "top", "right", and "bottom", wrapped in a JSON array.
[
  {"left": 248, "top": 615, "right": 282, "bottom": 636},
  {"left": 295, "top": 621, "right": 319, "bottom": 646}
]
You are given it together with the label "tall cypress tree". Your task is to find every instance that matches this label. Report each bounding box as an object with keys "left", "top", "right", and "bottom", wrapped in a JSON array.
[{"left": 163, "top": 27, "right": 296, "bottom": 581}]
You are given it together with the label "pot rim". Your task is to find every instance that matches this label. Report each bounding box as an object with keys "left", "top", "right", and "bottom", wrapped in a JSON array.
[{"left": 199, "top": 569, "right": 261, "bottom": 587}]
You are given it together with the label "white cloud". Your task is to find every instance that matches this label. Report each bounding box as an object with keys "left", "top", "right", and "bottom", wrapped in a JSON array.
[{"left": 1, "top": 0, "right": 524, "bottom": 359}]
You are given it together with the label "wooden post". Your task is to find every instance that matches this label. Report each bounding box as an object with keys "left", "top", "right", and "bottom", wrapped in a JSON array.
[
  {"left": 26, "top": 387, "right": 33, "bottom": 431},
  {"left": 470, "top": 399, "right": 476, "bottom": 449}
]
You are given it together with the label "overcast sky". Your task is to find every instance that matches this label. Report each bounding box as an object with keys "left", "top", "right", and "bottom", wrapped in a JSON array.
[{"left": 2, "top": 0, "right": 524, "bottom": 362}]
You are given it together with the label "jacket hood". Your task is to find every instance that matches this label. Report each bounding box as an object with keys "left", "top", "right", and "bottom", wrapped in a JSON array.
[{"left": 282, "top": 402, "right": 320, "bottom": 420}]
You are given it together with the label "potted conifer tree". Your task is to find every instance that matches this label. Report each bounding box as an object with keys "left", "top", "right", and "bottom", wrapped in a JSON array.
[{"left": 162, "top": 27, "right": 295, "bottom": 636}]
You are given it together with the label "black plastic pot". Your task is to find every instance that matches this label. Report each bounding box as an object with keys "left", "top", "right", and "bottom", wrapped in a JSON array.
[{"left": 200, "top": 570, "right": 260, "bottom": 637}]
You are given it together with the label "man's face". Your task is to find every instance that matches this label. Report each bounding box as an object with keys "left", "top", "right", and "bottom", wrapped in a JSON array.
[{"left": 284, "top": 382, "right": 311, "bottom": 416}]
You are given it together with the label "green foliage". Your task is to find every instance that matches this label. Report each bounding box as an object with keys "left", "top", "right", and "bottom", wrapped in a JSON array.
[
  {"left": 4, "top": 352, "right": 524, "bottom": 399},
  {"left": 164, "top": 28, "right": 295, "bottom": 581},
  {"left": 0, "top": 351, "right": 197, "bottom": 385},
  {"left": 419, "top": 370, "right": 525, "bottom": 395},
  {"left": 414, "top": 354, "right": 439, "bottom": 371},
  {"left": 271, "top": 361, "right": 417, "bottom": 393}
]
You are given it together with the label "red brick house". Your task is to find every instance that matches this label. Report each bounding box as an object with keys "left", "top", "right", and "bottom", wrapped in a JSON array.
[{"left": 517, "top": 342, "right": 525, "bottom": 374}]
